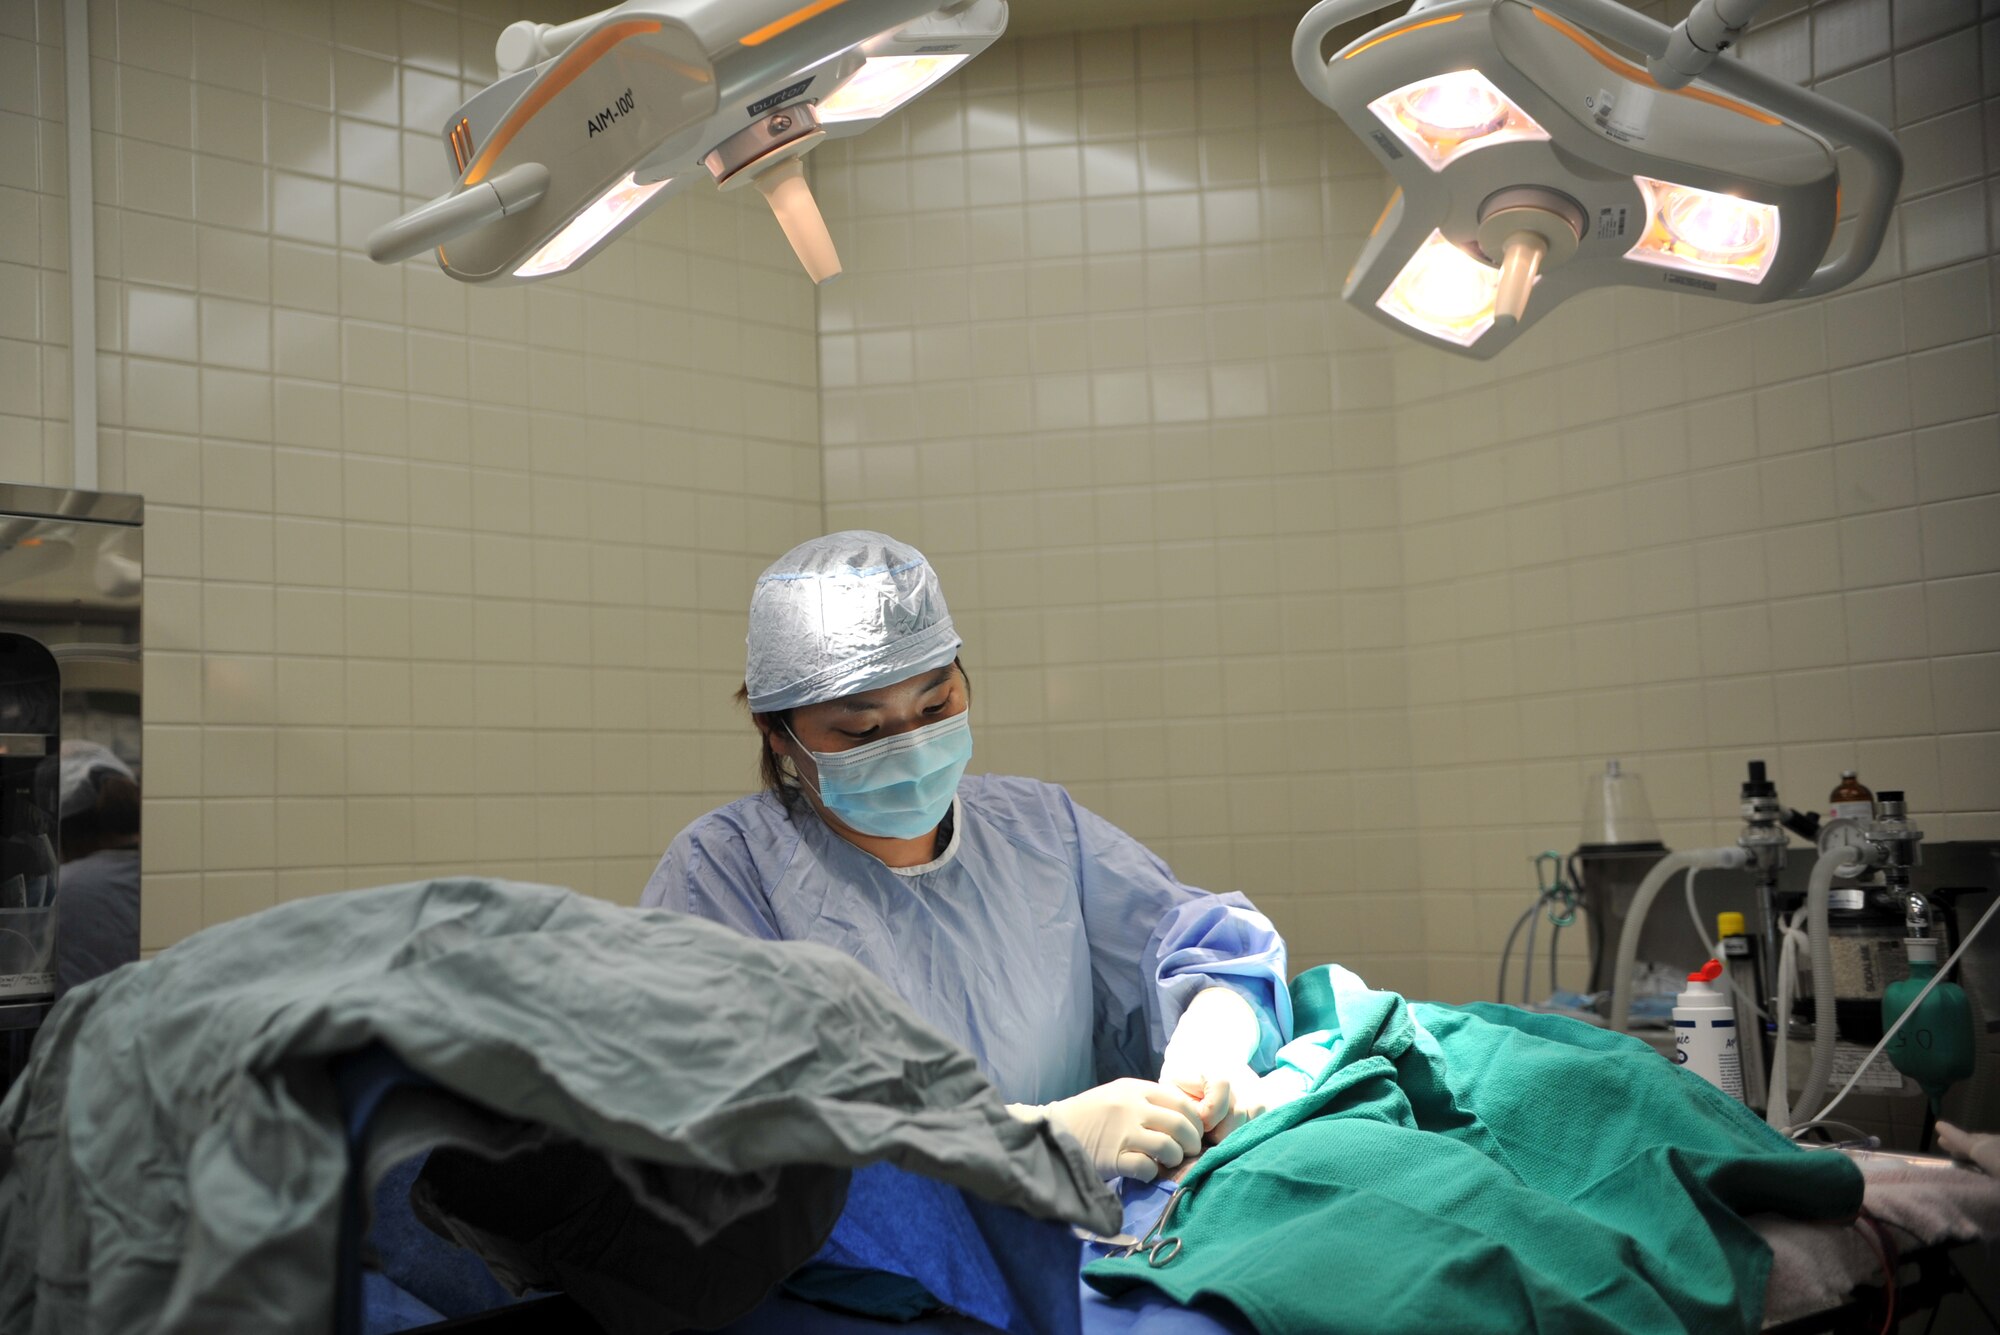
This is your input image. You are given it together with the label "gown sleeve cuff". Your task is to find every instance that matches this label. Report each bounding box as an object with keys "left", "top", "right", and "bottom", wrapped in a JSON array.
[{"left": 1145, "top": 895, "right": 1293, "bottom": 1071}]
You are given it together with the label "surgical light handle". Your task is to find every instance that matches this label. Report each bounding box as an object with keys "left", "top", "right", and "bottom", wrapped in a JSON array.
[
  {"left": 366, "top": 163, "right": 551, "bottom": 265},
  {"left": 754, "top": 158, "right": 842, "bottom": 283},
  {"left": 1492, "top": 231, "right": 1545, "bottom": 326},
  {"left": 1291, "top": 0, "right": 1903, "bottom": 303}
]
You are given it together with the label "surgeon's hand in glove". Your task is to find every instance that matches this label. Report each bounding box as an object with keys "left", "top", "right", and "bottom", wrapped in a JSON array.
[
  {"left": 1159, "top": 987, "right": 1267, "bottom": 1144},
  {"left": 1936, "top": 1121, "right": 2000, "bottom": 1176},
  {"left": 1009, "top": 1080, "right": 1206, "bottom": 1183}
]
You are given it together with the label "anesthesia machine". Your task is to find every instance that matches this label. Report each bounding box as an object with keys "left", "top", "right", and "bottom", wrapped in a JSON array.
[{"left": 1562, "top": 758, "right": 2000, "bottom": 1143}]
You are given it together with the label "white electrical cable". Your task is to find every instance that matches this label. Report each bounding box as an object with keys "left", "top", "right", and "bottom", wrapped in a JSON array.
[
  {"left": 1684, "top": 867, "right": 1772, "bottom": 1022},
  {"left": 1787, "top": 895, "right": 2000, "bottom": 1141}
]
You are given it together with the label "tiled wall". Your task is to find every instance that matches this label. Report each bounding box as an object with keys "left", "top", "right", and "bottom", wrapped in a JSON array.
[
  {"left": 811, "top": 16, "right": 1428, "bottom": 992},
  {"left": 814, "top": 2, "right": 1997, "bottom": 1001},
  {"left": 0, "top": 3, "right": 73, "bottom": 481},
  {"left": 1396, "top": 0, "right": 2000, "bottom": 1001},
  {"left": 0, "top": 0, "right": 824, "bottom": 947},
  {"left": 7, "top": 0, "right": 1993, "bottom": 992}
]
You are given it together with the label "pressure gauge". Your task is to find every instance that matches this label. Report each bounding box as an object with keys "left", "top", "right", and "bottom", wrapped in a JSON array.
[{"left": 1817, "top": 816, "right": 1869, "bottom": 862}]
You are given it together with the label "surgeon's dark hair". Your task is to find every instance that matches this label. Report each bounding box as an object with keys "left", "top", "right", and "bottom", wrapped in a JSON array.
[{"left": 737, "top": 659, "right": 971, "bottom": 814}]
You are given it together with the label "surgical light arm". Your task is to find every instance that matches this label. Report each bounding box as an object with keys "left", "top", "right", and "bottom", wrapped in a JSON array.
[
  {"left": 1647, "top": 0, "right": 1768, "bottom": 89},
  {"left": 365, "top": 164, "right": 550, "bottom": 266}
]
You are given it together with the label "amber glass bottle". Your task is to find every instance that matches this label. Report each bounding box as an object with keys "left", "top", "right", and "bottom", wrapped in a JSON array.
[{"left": 1827, "top": 770, "right": 1875, "bottom": 823}]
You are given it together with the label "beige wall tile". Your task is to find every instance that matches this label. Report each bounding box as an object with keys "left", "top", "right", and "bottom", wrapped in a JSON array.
[{"left": 1929, "top": 574, "right": 2000, "bottom": 655}]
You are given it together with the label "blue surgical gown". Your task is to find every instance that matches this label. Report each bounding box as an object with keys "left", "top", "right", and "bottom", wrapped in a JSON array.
[{"left": 641, "top": 774, "right": 1291, "bottom": 1104}]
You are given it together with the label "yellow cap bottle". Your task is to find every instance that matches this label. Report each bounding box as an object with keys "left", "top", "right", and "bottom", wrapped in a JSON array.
[{"left": 1715, "top": 910, "right": 1770, "bottom": 1111}]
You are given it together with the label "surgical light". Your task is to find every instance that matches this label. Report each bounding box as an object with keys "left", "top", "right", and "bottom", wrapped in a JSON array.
[
  {"left": 367, "top": 0, "right": 1006, "bottom": 285},
  {"left": 1294, "top": 0, "right": 1901, "bottom": 359},
  {"left": 1377, "top": 230, "right": 1500, "bottom": 346},
  {"left": 514, "top": 172, "right": 670, "bottom": 279},
  {"left": 1369, "top": 70, "right": 1548, "bottom": 171},
  {"left": 817, "top": 53, "right": 969, "bottom": 123},
  {"left": 1627, "top": 176, "right": 1780, "bottom": 285}
]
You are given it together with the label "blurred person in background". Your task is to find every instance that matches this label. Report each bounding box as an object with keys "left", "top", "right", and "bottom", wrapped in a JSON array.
[{"left": 52, "top": 741, "right": 139, "bottom": 999}]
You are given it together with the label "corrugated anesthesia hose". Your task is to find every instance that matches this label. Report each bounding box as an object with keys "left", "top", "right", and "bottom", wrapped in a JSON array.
[
  {"left": 1767, "top": 908, "right": 1807, "bottom": 1130},
  {"left": 1607, "top": 846, "right": 1750, "bottom": 1034},
  {"left": 1768, "top": 844, "right": 1858, "bottom": 1130}
]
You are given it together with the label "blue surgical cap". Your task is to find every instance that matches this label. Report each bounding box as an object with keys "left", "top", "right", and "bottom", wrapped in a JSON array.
[{"left": 745, "top": 531, "right": 961, "bottom": 713}]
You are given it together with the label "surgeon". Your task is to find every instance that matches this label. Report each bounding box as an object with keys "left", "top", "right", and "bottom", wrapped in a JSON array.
[
  {"left": 50, "top": 741, "right": 141, "bottom": 998},
  {"left": 643, "top": 531, "right": 1292, "bottom": 1183}
]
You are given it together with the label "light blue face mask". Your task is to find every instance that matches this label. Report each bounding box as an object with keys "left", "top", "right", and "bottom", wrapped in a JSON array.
[{"left": 786, "top": 711, "right": 973, "bottom": 840}]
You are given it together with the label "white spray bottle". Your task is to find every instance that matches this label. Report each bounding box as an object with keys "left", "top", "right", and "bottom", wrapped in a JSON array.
[{"left": 1673, "top": 959, "right": 1745, "bottom": 1102}]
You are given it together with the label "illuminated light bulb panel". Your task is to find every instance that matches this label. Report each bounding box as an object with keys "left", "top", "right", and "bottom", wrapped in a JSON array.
[
  {"left": 1625, "top": 176, "right": 1781, "bottom": 285},
  {"left": 1376, "top": 229, "right": 1501, "bottom": 346},
  {"left": 515, "top": 172, "right": 671, "bottom": 277},
  {"left": 817, "top": 53, "right": 970, "bottom": 123},
  {"left": 1367, "top": 69, "right": 1550, "bottom": 171}
]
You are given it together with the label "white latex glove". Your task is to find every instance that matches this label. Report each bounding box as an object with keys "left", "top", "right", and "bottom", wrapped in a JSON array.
[
  {"left": 1159, "top": 987, "right": 1266, "bottom": 1143},
  {"left": 1936, "top": 1121, "right": 2000, "bottom": 1176},
  {"left": 1009, "top": 1079, "right": 1205, "bottom": 1183}
]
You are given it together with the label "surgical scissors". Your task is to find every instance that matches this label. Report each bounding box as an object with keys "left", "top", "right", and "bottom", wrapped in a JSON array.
[{"left": 1111, "top": 1184, "right": 1186, "bottom": 1267}]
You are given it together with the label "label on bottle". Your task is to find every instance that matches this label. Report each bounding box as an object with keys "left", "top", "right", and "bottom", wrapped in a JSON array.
[
  {"left": 1722, "top": 937, "right": 1752, "bottom": 957},
  {"left": 1829, "top": 801, "right": 1873, "bottom": 823},
  {"left": 1716, "top": 1031, "right": 1744, "bottom": 1100},
  {"left": 1675, "top": 1011, "right": 1746, "bottom": 1101},
  {"left": 1829, "top": 888, "right": 1867, "bottom": 911}
]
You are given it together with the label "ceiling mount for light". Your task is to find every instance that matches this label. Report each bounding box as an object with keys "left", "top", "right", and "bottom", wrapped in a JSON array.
[
  {"left": 1294, "top": 0, "right": 1903, "bottom": 358},
  {"left": 368, "top": 0, "right": 1007, "bottom": 285}
]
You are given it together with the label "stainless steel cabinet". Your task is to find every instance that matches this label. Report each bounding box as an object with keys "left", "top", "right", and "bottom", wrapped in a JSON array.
[{"left": 0, "top": 485, "right": 142, "bottom": 1089}]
